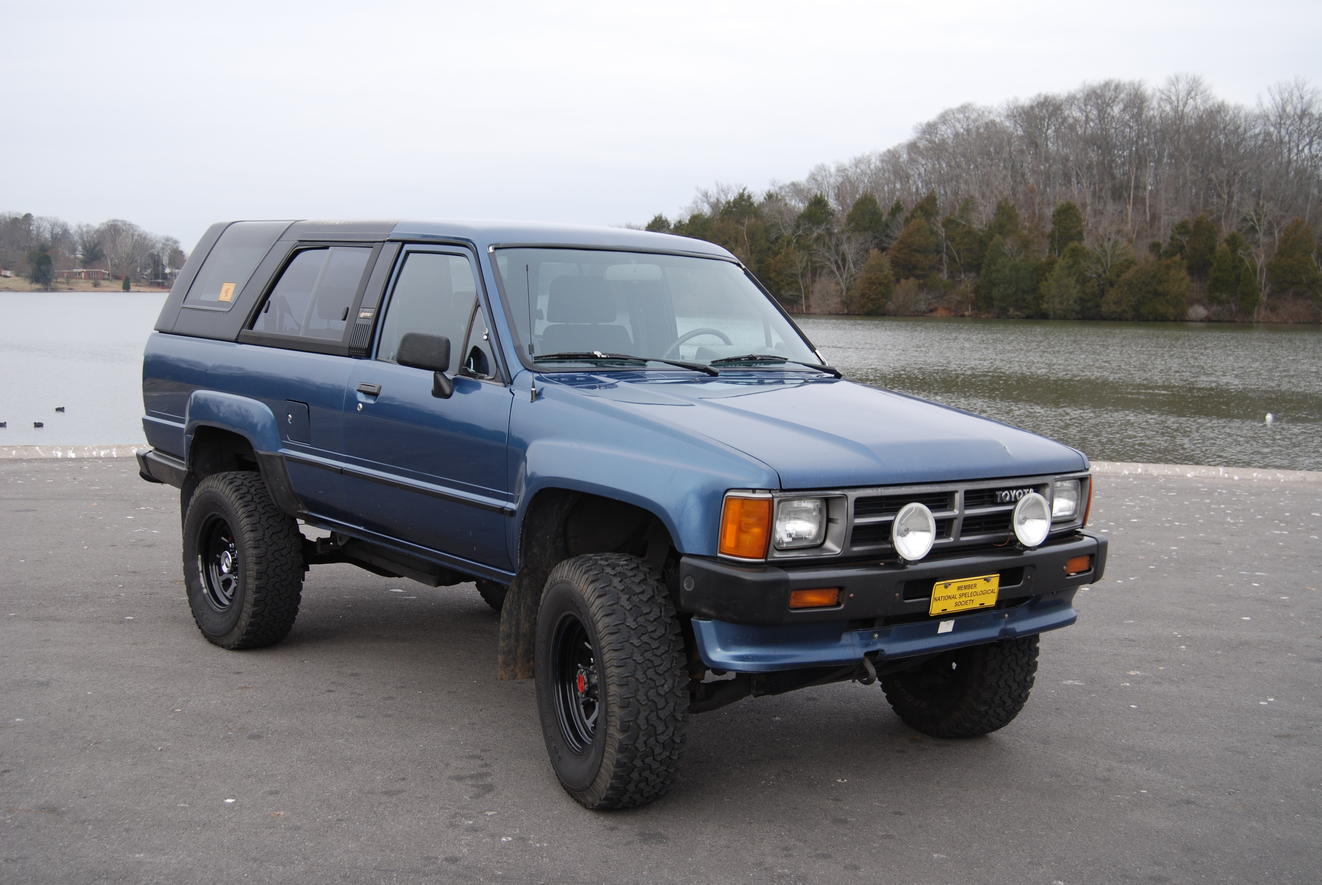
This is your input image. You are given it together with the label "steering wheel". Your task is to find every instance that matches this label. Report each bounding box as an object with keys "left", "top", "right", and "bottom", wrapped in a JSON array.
[{"left": 664, "top": 327, "right": 732, "bottom": 359}]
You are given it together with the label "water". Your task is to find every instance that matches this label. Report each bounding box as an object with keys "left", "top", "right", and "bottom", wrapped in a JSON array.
[
  {"left": 2, "top": 294, "right": 1320, "bottom": 470},
  {"left": 0, "top": 292, "right": 166, "bottom": 446},
  {"left": 799, "top": 316, "right": 1322, "bottom": 471}
]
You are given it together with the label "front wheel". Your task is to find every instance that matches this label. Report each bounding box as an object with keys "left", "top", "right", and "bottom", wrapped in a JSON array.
[
  {"left": 476, "top": 579, "right": 507, "bottom": 612},
  {"left": 534, "top": 553, "right": 688, "bottom": 809},
  {"left": 181, "top": 471, "right": 304, "bottom": 650},
  {"left": 880, "top": 635, "right": 1039, "bottom": 738}
]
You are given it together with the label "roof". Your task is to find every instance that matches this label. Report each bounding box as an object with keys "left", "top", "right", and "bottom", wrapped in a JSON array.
[{"left": 267, "top": 219, "right": 736, "bottom": 260}]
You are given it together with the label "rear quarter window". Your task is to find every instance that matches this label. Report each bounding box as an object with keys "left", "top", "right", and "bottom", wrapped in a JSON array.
[
  {"left": 250, "top": 246, "right": 373, "bottom": 342},
  {"left": 183, "top": 221, "right": 290, "bottom": 310}
]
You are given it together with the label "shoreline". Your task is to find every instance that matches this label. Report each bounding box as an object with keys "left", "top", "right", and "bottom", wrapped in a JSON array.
[{"left": 2, "top": 444, "right": 1319, "bottom": 483}]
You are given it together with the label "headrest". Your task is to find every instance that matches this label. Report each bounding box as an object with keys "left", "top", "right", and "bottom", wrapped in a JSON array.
[{"left": 547, "top": 276, "right": 615, "bottom": 323}]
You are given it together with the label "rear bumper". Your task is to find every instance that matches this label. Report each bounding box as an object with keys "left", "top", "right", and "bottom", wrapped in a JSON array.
[{"left": 136, "top": 448, "right": 186, "bottom": 487}]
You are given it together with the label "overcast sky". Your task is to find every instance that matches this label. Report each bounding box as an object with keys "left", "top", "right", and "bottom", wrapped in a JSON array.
[{"left": 3, "top": 0, "right": 1319, "bottom": 250}]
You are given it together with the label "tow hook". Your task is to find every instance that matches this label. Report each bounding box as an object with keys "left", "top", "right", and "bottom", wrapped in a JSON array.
[{"left": 857, "top": 654, "right": 878, "bottom": 686}]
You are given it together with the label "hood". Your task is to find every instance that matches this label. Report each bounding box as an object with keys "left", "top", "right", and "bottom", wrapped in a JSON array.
[{"left": 541, "top": 371, "right": 1088, "bottom": 489}]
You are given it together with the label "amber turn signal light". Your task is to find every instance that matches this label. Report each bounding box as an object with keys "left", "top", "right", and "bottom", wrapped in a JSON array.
[
  {"left": 788, "top": 588, "right": 841, "bottom": 609},
  {"left": 1064, "top": 554, "right": 1093, "bottom": 576},
  {"left": 719, "top": 496, "right": 772, "bottom": 559}
]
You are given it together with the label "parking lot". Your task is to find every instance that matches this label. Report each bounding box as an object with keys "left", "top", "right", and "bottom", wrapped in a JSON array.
[{"left": 2, "top": 457, "right": 1319, "bottom": 884}]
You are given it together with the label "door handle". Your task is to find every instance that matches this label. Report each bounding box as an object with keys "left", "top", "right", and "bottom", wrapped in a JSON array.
[{"left": 356, "top": 382, "right": 382, "bottom": 396}]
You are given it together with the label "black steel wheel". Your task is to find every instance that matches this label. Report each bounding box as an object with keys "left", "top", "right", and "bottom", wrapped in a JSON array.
[
  {"left": 534, "top": 553, "right": 688, "bottom": 810},
  {"left": 197, "top": 515, "right": 241, "bottom": 612},
  {"left": 181, "top": 471, "right": 304, "bottom": 650},
  {"left": 548, "top": 611, "right": 599, "bottom": 752},
  {"left": 880, "top": 635, "right": 1039, "bottom": 738}
]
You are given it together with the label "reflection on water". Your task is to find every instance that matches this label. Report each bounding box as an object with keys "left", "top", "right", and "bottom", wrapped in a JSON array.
[
  {"left": 798, "top": 316, "right": 1322, "bottom": 471},
  {"left": 2, "top": 294, "right": 1318, "bottom": 470}
]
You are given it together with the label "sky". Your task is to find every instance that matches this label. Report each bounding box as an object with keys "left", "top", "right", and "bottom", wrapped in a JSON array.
[{"left": 3, "top": 0, "right": 1320, "bottom": 250}]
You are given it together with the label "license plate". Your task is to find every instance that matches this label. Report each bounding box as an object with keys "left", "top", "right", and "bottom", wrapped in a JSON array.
[{"left": 929, "top": 573, "right": 1000, "bottom": 616}]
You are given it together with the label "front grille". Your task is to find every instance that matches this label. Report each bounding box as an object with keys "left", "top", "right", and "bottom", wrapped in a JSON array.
[{"left": 847, "top": 477, "right": 1053, "bottom": 557}]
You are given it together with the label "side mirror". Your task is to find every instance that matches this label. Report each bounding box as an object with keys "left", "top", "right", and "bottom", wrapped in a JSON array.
[{"left": 397, "top": 332, "right": 454, "bottom": 399}]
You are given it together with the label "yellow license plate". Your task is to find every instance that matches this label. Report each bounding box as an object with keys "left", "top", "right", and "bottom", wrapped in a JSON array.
[{"left": 929, "top": 573, "right": 1000, "bottom": 616}]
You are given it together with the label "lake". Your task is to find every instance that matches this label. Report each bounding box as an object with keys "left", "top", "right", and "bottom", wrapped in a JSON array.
[
  {"left": 2, "top": 293, "right": 1319, "bottom": 470},
  {"left": 798, "top": 316, "right": 1322, "bottom": 471}
]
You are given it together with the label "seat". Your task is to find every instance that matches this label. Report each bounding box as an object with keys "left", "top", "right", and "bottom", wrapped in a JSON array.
[{"left": 538, "top": 277, "right": 633, "bottom": 355}]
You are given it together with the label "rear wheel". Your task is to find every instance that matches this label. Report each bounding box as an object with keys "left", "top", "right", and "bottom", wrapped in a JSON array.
[
  {"left": 880, "top": 635, "right": 1039, "bottom": 738},
  {"left": 534, "top": 553, "right": 688, "bottom": 809},
  {"left": 181, "top": 471, "right": 304, "bottom": 649}
]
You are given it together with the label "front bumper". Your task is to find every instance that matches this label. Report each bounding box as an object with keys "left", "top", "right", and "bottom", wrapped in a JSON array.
[{"left": 679, "top": 530, "right": 1106, "bottom": 672}]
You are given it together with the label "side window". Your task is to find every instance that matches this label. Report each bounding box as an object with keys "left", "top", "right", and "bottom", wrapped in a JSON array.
[
  {"left": 251, "top": 246, "right": 371, "bottom": 341},
  {"left": 377, "top": 252, "right": 479, "bottom": 372}
]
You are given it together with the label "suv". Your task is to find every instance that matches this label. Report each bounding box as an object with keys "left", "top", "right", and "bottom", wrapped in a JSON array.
[{"left": 139, "top": 220, "right": 1107, "bottom": 809}]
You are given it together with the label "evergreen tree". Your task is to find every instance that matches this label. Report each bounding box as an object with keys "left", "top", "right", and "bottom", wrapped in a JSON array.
[
  {"left": 796, "top": 194, "right": 835, "bottom": 236},
  {"left": 846, "top": 249, "right": 894, "bottom": 314},
  {"left": 27, "top": 242, "right": 54, "bottom": 288},
  {"left": 986, "top": 199, "right": 1022, "bottom": 243},
  {"left": 1104, "top": 257, "right": 1190, "bottom": 321},
  {"left": 980, "top": 235, "right": 1040, "bottom": 317},
  {"left": 904, "top": 192, "right": 939, "bottom": 226},
  {"left": 1048, "top": 202, "right": 1084, "bottom": 257},
  {"left": 672, "top": 212, "right": 711, "bottom": 240},
  {"left": 880, "top": 200, "right": 906, "bottom": 251},
  {"left": 645, "top": 214, "right": 672, "bottom": 233},
  {"left": 1267, "top": 218, "right": 1322, "bottom": 300},
  {"left": 942, "top": 199, "right": 985, "bottom": 278},
  {"left": 888, "top": 216, "right": 940, "bottom": 281},
  {"left": 845, "top": 194, "right": 888, "bottom": 250},
  {"left": 1040, "top": 257, "right": 1083, "bottom": 319},
  {"left": 1162, "top": 219, "right": 1193, "bottom": 259},
  {"left": 1185, "top": 215, "right": 1218, "bottom": 280},
  {"left": 1208, "top": 232, "right": 1259, "bottom": 316}
]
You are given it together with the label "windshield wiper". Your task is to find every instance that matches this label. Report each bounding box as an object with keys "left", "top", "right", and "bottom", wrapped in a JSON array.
[
  {"left": 708, "top": 354, "right": 842, "bottom": 378},
  {"left": 533, "top": 352, "right": 719, "bottom": 376}
]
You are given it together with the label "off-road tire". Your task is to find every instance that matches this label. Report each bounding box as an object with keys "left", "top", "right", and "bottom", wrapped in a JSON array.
[
  {"left": 880, "top": 635, "right": 1039, "bottom": 738},
  {"left": 181, "top": 471, "right": 304, "bottom": 650},
  {"left": 476, "top": 579, "right": 507, "bottom": 612},
  {"left": 534, "top": 553, "right": 688, "bottom": 810}
]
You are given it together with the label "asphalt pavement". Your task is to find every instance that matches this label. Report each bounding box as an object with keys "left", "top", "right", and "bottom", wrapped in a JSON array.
[{"left": 1, "top": 458, "right": 1319, "bottom": 884}]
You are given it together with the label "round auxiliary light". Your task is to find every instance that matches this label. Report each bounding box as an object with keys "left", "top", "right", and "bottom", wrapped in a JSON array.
[
  {"left": 1012, "top": 492, "right": 1051, "bottom": 548},
  {"left": 892, "top": 502, "right": 936, "bottom": 562}
]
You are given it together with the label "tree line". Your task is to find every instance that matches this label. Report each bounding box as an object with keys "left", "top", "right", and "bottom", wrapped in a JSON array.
[
  {"left": 0, "top": 213, "right": 186, "bottom": 289},
  {"left": 645, "top": 76, "right": 1322, "bottom": 322}
]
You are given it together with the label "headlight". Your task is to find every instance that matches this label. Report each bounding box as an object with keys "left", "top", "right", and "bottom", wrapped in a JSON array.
[
  {"left": 1012, "top": 492, "right": 1051, "bottom": 548},
  {"left": 892, "top": 502, "right": 936, "bottom": 561},
  {"left": 774, "top": 498, "right": 826, "bottom": 550},
  {"left": 1052, "top": 479, "right": 1081, "bottom": 520}
]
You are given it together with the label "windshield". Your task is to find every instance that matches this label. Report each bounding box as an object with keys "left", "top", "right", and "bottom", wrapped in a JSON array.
[{"left": 491, "top": 248, "right": 822, "bottom": 369}]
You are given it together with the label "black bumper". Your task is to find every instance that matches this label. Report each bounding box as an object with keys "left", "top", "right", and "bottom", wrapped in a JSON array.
[
  {"left": 678, "top": 530, "right": 1108, "bottom": 626},
  {"left": 136, "top": 448, "right": 187, "bottom": 488}
]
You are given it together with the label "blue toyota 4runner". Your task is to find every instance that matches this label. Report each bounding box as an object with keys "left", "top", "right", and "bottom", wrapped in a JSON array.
[{"left": 139, "top": 220, "right": 1107, "bottom": 809}]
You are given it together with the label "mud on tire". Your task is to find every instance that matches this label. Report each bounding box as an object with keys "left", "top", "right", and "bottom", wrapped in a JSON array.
[
  {"left": 880, "top": 635, "right": 1039, "bottom": 738},
  {"left": 534, "top": 553, "right": 688, "bottom": 810},
  {"left": 181, "top": 470, "right": 304, "bottom": 650}
]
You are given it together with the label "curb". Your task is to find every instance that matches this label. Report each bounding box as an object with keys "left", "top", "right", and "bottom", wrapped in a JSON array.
[
  {"left": 1091, "top": 460, "right": 1322, "bottom": 484},
  {"left": 0, "top": 444, "right": 144, "bottom": 460}
]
